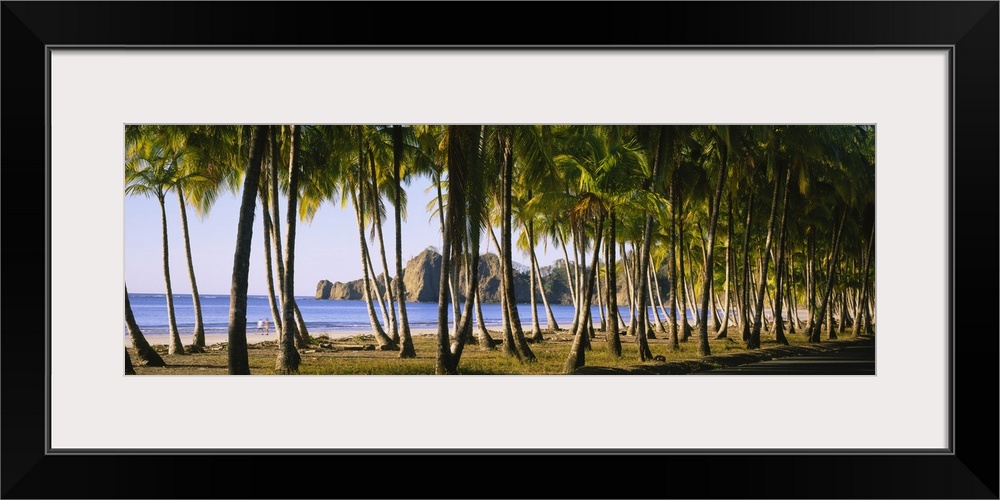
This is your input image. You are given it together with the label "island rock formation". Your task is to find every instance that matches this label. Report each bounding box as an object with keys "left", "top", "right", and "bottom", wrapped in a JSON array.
[{"left": 315, "top": 247, "right": 670, "bottom": 306}]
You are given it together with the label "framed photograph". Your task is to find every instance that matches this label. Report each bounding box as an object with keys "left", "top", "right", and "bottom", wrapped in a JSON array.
[{"left": 4, "top": 2, "right": 996, "bottom": 498}]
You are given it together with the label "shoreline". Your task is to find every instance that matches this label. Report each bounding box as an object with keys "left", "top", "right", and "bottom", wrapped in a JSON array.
[
  {"left": 126, "top": 328, "right": 441, "bottom": 347},
  {"left": 126, "top": 308, "right": 818, "bottom": 348}
]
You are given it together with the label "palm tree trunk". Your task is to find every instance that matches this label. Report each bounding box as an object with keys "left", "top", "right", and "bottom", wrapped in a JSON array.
[
  {"left": 489, "top": 226, "right": 519, "bottom": 358},
  {"left": 668, "top": 169, "right": 680, "bottom": 350},
  {"left": 739, "top": 197, "right": 754, "bottom": 341},
  {"left": 526, "top": 222, "right": 543, "bottom": 341},
  {"left": 653, "top": 262, "right": 671, "bottom": 329},
  {"left": 125, "top": 348, "right": 136, "bottom": 374},
  {"left": 125, "top": 282, "right": 165, "bottom": 366},
  {"left": 365, "top": 246, "right": 391, "bottom": 330},
  {"left": 606, "top": 211, "right": 621, "bottom": 356},
  {"left": 275, "top": 125, "right": 303, "bottom": 374},
  {"left": 853, "top": 222, "right": 875, "bottom": 337},
  {"left": 696, "top": 147, "right": 728, "bottom": 356},
  {"left": 810, "top": 208, "right": 849, "bottom": 342},
  {"left": 748, "top": 157, "right": 784, "bottom": 350},
  {"left": 563, "top": 215, "right": 605, "bottom": 373},
  {"left": 291, "top": 293, "right": 310, "bottom": 348},
  {"left": 559, "top": 233, "right": 579, "bottom": 310},
  {"left": 448, "top": 238, "right": 481, "bottom": 372},
  {"left": 531, "top": 243, "right": 559, "bottom": 331},
  {"left": 570, "top": 228, "right": 586, "bottom": 337},
  {"left": 500, "top": 131, "right": 534, "bottom": 362},
  {"left": 157, "top": 193, "right": 186, "bottom": 356},
  {"left": 366, "top": 155, "right": 400, "bottom": 344},
  {"left": 259, "top": 189, "right": 283, "bottom": 339},
  {"left": 621, "top": 242, "right": 637, "bottom": 336},
  {"left": 434, "top": 172, "right": 462, "bottom": 338},
  {"left": 634, "top": 126, "right": 669, "bottom": 360},
  {"left": 227, "top": 125, "right": 266, "bottom": 375},
  {"left": 393, "top": 126, "right": 416, "bottom": 358},
  {"left": 435, "top": 126, "right": 464, "bottom": 374},
  {"left": 267, "top": 126, "right": 292, "bottom": 342},
  {"left": 766, "top": 273, "right": 777, "bottom": 330},
  {"left": 596, "top": 263, "right": 607, "bottom": 331},
  {"left": 687, "top": 246, "right": 701, "bottom": 328},
  {"left": 435, "top": 184, "right": 456, "bottom": 374},
  {"left": 474, "top": 289, "right": 496, "bottom": 350},
  {"left": 176, "top": 190, "right": 205, "bottom": 352},
  {"left": 789, "top": 250, "right": 803, "bottom": 330},
  {"left": 827, "top": 291, "right": 838, "bottom": 338},
  {"left": 838, "top": 286, "right": 851, "bottom": 335},
  {"left": 772, "top": 166, "right": 793, "bottom": 345},
  {"left": 678, "top": 211, "right": 690, "bottom": 342},
  {"left": 351, "top": 180, "right": 395, "bottom": 349},
  {"left": 785, "top": 259, "right": 797, "bottom": 334},
  {"left": 773, "top": 228, "right": 790, "bottom": 345},
  {"left": 647, "top": 262, "right": 666, "bottom": 336},
  {"left": 806, "top": 229, "right": 816, "bottom": 332},
  {"left": 716, "top": 196, "right": 734, "bottom": 339}
]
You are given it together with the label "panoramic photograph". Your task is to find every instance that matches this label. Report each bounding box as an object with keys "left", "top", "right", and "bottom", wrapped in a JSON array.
[{"left": 124, "top": 125, "right": 875, "bottom": 375}]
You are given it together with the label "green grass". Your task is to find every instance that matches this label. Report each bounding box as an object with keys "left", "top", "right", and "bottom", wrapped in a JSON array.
[{"left": 130, "top": 325, "right": 856, "bottom": 375}]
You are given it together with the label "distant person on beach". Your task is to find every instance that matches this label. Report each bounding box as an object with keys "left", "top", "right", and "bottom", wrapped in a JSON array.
[
  {"left": 257, "top": 318, "right": 264, "bottom": 332},
  {"left": 263, "top": 318, "right": 269, "bottom": 334}
]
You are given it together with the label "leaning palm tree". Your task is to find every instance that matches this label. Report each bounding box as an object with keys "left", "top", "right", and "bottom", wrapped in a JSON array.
[
  {"left": 349, "top": 127, "right": 398, "bottom": 350},
  {"left": 124, "top": 281, "right": 165, "bottom": 367},
  {"left": 124, "top": 130, "right": 186, "bottom": 356}
]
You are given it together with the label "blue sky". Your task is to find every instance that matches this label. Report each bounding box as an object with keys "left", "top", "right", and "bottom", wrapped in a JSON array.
[{"left": 125, "top": 175, "right": 564, "bottom": 297}]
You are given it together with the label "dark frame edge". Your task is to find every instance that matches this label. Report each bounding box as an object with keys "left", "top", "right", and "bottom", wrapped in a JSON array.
[{"left": 2, "top": 1, "right": 997, "bottom": 499}]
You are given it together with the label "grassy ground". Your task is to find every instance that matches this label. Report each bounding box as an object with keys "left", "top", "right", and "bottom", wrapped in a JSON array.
[{"left": 128, "top": 325, "right": 869, "bottom": 375}]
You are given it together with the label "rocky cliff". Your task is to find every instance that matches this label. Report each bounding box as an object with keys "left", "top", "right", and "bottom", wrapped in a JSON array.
[
  {"left": 316, "top": 248, "right": 532, "bottom": 303},
  {"left": 315, "top": 247, "right": 670, "bottom": 305}
]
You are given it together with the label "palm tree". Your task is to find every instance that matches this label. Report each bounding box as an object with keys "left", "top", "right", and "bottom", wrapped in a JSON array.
[
  {"left": 349, "top": 129, "right": 397, "bottom": 350},
  {"left": 258, "top": 132, "right": 283, "bottom": 339},
  {"left": 630, "top": 125, "right": 669, "bottom": 361},
  {"left": 392, "top": 125, "right": 417, "bottom": 358},
  {"left": 435, "top": 125, "right": 465, "bottom": 374},
  {"left": 556, "top": 125, "right": 648, "bottom": 372},
  {"left": 447, "top": 125, "right": 491, "bottom": 372},
  {"left": 125, "top": 349, "right": 136, "bottom": 375},
  {"left": 714, "top": 193, "right": 736, "bottom": 339},
  {"left": 124, "top": 130, "right": 186, "bottom": 355},
  {"left": 747, "top": 129, "right": 784, "bottom": 350},
  {"left": 496, "top": 126, "right": 536, "bottom": 361},
  {"left": 694, "top": 125, "right": 734, "bottom": 356},
  {"left": 266, "top": 126, "right": 312, "bottom": 347},
  {"left": 170, "top": 125, "right": 242, "bottom": 352},
  {"left": 124, "top": 281, "right": 165, "bottom": 367},
  {"left": 149, "top": 125, "right": 212, "bottom": 354},
  {"left": 275, "top": 125, "right": 303, "bottom": 374},
  {"left": 360, "top": 128, "right": 401, "bottom": 344},
  {"left": 226, "top": 125, "right": 267, "bottom": 375}
]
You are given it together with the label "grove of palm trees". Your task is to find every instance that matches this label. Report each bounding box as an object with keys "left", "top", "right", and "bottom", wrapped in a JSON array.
[{"left": 125, "top": 124, "right": 876, "bottom": 375}]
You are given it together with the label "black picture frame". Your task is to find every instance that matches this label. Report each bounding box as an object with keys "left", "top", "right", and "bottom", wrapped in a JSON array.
[{"left": 3, "top": 2, "right": 996, "bottom": 498}]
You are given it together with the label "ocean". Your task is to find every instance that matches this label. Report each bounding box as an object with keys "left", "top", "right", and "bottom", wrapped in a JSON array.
[{"left": 126, "top": 293, "right": 686, "bottom": 337}]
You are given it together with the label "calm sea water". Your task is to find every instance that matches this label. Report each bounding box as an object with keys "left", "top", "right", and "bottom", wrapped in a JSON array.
[{"left": 126, "top": 293, "right": 687, "bottom": 337}]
